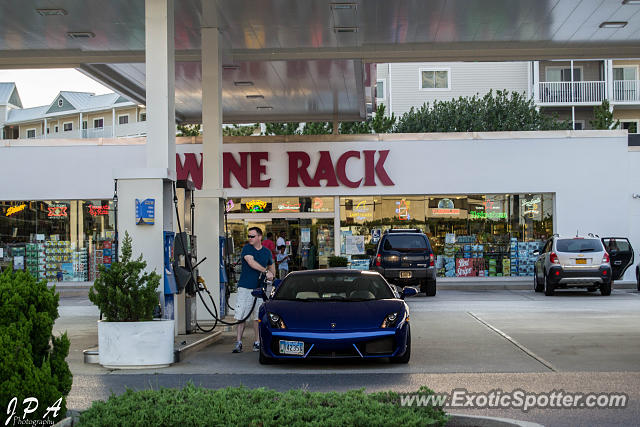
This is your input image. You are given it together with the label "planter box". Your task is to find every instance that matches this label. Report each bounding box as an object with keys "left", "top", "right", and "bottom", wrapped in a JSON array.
[{"left": 98, "top": 319, "right": 174, "bottom": 368}]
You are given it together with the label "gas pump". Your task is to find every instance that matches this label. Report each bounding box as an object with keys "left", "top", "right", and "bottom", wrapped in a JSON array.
[{"left": 173, "top": 180, "right": 198, "bottom": 334}]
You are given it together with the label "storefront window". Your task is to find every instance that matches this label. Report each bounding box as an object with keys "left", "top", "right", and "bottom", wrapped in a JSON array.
[
  {"left": 226, "top": 197, "right": 334, "bottom": 214},
  {"left": 0, "top": 200, "right": 115, "bottom": 282},
  {"left": 340, "top": 194, "right": 554, "bottom": 277}
]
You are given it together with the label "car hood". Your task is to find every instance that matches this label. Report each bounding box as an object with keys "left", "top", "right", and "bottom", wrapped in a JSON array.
[{"left": 263, "top": 299, "right": 406, "bottom": 331}]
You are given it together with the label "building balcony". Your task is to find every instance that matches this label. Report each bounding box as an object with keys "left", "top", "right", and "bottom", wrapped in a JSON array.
[
  {"left": 536, "top": 81, "right": 606, "bottom": 106},
  {"left": 612, "top": 80, "right": 640, "bottom": 103}
]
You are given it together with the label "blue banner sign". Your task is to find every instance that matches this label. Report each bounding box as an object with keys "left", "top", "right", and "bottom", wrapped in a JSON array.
[{"left": 135, "top": 198, "right": 155, "bottom": 225}]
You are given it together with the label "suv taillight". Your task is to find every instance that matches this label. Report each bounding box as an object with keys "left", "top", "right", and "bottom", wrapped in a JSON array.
[
  {"left": 550, "top": 252, "right": 559, "bottom": 264},
  {"left": 602, "top": 252, "right": 610, "bottom": 264},
  {"left": 375, "top": 254, "right": 381, "bottom": 267},
  {"left": 429, "top": 253, "right": 434, "bottom": 267}
]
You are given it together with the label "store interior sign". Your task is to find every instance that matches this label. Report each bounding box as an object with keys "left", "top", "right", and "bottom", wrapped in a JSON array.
[
  {"left": 349, "top": 200, "right": 373, "bottom": 220},
  {"left": 88, "top": 204, "right": 109, "bottom": 216},
  {"left": 48, "top": 204, "right": 68, "bottom": 217},
  {"left": 522, "top": 197, "right": 541, "bottom": 217},
  {"left": 278, "top": 203, "right": 301, "bottom": 211},
  {"left": 6, "top": 204, "right": 26, "bottom": 216},
  {"left": 246, "top": 199, "right": 267, "bottom": 212},
  {"left": 396, "top": 199, "right": 410, "bottom": 220}
]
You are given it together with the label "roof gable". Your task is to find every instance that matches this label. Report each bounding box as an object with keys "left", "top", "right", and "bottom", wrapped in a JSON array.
[
  {"left": 0, "top": 83, "right": 23, "bottom": 108},
  {"left": 46, "top": 94, "right": 78, "bottom": 114}
]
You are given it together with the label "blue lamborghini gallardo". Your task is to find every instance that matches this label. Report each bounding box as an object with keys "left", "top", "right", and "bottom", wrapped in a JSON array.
[{"left": 252, "top": 269, "right": 416, "bottom": 364}]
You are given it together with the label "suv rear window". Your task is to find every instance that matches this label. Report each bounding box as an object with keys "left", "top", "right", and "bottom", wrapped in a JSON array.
[
  {"left": 556, "top": 239, "right": 603, "bottom": 253},
  {"left": 383, "top": 235, "right": 428, "bottom": 252}
]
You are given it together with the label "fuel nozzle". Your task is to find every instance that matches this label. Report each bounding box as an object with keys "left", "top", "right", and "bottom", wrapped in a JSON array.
[{"left": 197, "top": 275, "right": 207, "bottom": 291}]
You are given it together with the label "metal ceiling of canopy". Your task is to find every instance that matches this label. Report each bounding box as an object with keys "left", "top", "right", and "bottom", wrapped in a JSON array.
[{"left": 2, "top": 0, "right": 640, "bottom": 122}]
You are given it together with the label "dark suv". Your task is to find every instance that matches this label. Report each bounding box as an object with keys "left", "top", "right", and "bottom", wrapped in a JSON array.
[{"left": 370, "top": 229, "right": 437, "bottom": 296}]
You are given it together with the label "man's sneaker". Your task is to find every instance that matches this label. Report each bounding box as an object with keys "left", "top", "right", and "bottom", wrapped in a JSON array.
[
  {"left": 232, "top": 341, "right": 242, "bottom": 353},
  {"left": 253, "top": 341, "right": 260, "bottom": 352}
]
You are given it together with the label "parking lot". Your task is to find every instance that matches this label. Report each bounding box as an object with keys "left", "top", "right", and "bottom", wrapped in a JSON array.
[{"left": 58, "top": 287, "right": 640, "bottom": 425}]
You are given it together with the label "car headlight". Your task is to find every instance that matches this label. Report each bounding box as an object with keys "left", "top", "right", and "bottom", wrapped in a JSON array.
[
  {"left": 381, "top": 312, "right": 399, "bottom": 328},
  {"left": 268, "top": 312, "right": 286, "bottom": 329}
]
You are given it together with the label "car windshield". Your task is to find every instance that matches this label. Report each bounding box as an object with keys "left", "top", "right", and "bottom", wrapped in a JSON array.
[
  {"left": 556, "top": 239, "right": 603, "bottom": 253},
  {"left": 383, "top": 235, "right": 428, "bottom": 252},
  {"left": 274, "top": 273, "right": 396, "bottom": 301}
]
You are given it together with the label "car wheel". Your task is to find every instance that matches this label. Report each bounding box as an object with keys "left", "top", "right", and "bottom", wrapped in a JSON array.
[
  {"left": 600, "top": 282, "right": 612, "bottom": 296},
  {"left": 534, "top": 270, "right": 544, "bottom": 293},
  {"left": 544, "top": 272, "right": 555, "bottom": 296},
  {"left": 421, "top": 279, "right": 436, "bottom": 297},
  {"left": 258, "top": 345, "right": 275, "bottom": 365},
  {"left": 636, "top": 268, "right": 639, "bottom": 292},
  {"left": 391, "top": 326, "right": 411, "bottom": 364}
]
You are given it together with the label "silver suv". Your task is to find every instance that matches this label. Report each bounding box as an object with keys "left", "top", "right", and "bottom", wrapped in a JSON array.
[{"left": 534, "top": 235, "right": 634, "bottom": 296}]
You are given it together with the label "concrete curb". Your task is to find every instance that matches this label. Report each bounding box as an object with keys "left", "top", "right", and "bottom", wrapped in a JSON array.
[
  {"left": 174, "top": 330, "right": 223, "bottom": 362},
  {"left": 446, "top": 413, "right": 543, "bottom": 427}
]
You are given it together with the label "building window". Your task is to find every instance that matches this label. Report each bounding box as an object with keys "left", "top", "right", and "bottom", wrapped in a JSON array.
[
  {"left": 54, "top": 126, "right": 59, "bottom": 133},
  {"left": 26, "top": 129, "right": 36, "bottom": 139},
  {"left": 140, "top": 113, "right": 146, "bottom": 122},
  {"left": 376, "top": 80, "right": 385, "bottom": 99},
  {"left": 82, "top": 121, "right": 87, "bottom": 130},
  {"left": 621, "top": 120, "right": 638, "bottom": 134},
  {"left": 420, "top": 69, "right": 450, "bottom": 90},
  {"left": 93, "top": 118, "right": 104, "bottom": 129},
  {"left": 545, "top": 67, "right": 582, "bottom": 82},
  {"left": 118, "top": 115, "right": 129, "bottom": 125},
  {"left": 613, "top": 66, "right": 637, "bottom": 81},
  {"left": 63, "top": 122, "right": 73, "bottom": 132}
]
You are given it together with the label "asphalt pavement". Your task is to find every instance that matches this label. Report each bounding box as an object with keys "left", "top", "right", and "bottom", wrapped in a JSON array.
[{"left": 53, "top": 286, "right": 640, "bottom": 426}]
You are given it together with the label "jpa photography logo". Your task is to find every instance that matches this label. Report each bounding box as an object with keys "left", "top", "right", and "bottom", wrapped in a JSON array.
[{"left": 4, "top": 397, "right": 63, "bottom": 426}]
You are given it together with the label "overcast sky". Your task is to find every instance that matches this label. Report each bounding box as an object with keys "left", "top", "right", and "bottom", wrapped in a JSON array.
[{"left": 0, "top": 69, "right": 112, "bottom": 108}]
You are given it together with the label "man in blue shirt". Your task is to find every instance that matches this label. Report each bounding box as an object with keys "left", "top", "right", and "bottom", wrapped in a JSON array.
[{"left": 233, "top": 226, "right": 275, "bottom": 353}]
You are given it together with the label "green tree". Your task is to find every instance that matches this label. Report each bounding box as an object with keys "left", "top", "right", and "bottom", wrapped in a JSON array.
[
  {"left": 301, "top": 122, "right": 333, "bottom": 135},
  {"left": 370, "top": 103, "right": 396, "bottom": 133},
  {"left": 264, "top": 122, "right": 300, "bottom": 135},
  {"left": 0, "top": 269, "right": 72, "bottom": 423},
  {"left": 88, "top": 231, "right": 160, "bottom": 322},
  {"left": 393, "top": 90, "right": 570, "bottom": 133},
  {"left": 590, "top": 99, "right": 620, "bottom": 130},
  {"left": 177, "top": 124, "right": 201, "bottom": 136},
  {"left": 223, "top": 124, "right": 258, "bottom": 136}
]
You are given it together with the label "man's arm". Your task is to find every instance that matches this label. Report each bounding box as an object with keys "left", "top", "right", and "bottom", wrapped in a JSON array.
[{"left": 244, "top": 254, "right": 274, "bottom": 279}]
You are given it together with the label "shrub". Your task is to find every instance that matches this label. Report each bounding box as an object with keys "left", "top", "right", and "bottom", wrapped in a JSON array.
[
  {"left": 393, "top": 90, "right": 571, "bottom": 133},
  {"left": 88, "top": 231, "right": 160, "bottom": 322},
  {"left": 328, "top": 256, "right": 349, "bottom": 267},
  {"left": 0, "top": 269, "right": 72, "bottom": 423},
  {"left": 590, "top": 99, "right": 620, "bottom": 130},
  {"left": 79, "top": 384, "right": 448, "bottom": 426}
]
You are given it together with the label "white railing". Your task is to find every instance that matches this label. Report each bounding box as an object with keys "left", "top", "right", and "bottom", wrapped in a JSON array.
[
  {"left": 115, "top": 121, "right": 147, "bottom": 137},
  {"left": 613, "top": 80, "right": 640, "bottom": 102},
  {"left": 537, "top": 81, "right": 605, "bottom": 104}
]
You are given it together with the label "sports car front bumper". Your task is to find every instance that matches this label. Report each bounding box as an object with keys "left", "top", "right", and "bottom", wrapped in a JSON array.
[{"left": 260, "top": 326, "right": 409, "bottom": 359}]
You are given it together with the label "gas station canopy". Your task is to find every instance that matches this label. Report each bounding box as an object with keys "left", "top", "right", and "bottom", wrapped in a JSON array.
[{"left": 3, "top": 0, "right": 640, "bottom": 122}]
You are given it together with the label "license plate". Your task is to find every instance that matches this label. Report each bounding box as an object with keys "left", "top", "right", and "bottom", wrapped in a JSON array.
[
  {"left": 576, "top": 259, "right": 587, "bottom": 265},
  {"left": 400, "top": 271, "right": 412, "bottom": 279},
  {"left": 279, "top": 340, "right": 304, "bottom": 355}
]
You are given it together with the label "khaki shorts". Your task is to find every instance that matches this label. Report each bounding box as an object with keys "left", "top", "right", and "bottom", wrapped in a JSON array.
[{"left": 234, "top": 287, "right": 261, "bottom": 321}]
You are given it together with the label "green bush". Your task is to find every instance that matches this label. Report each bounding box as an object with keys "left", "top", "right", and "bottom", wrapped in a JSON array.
[
  {"left": 0, "top": 269, "right": 72, "bottom": 423},
  {"left": 88, "top": 231, "right": 160, "bottom": 322},
  {"left": 79, "top": 384, "right": 448, "bottom": 426},
  {"left": 590, "top": 99, "right": 620, "bottom": 130},
  {"left": 394, "top": 90, "right": 570, "bottom": 133},
  {"left": 328, "top": 256, "right": 349, "bottom": 267}
]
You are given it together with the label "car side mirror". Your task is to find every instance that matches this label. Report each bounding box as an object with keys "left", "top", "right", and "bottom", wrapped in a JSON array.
[
  {"left": 532, "top": 250, "right": 540, "bottom": 256},
  {"left": 402, "top": 287, "right": 418, "bottom": 299},
  {"left": 251, "top": 288, "right": 267, "bottom": 301}
]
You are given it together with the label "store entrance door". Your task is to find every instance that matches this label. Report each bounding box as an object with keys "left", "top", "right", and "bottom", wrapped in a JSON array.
[{"left": 225, "top": 216, "right": 335, "bottom": 271}]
